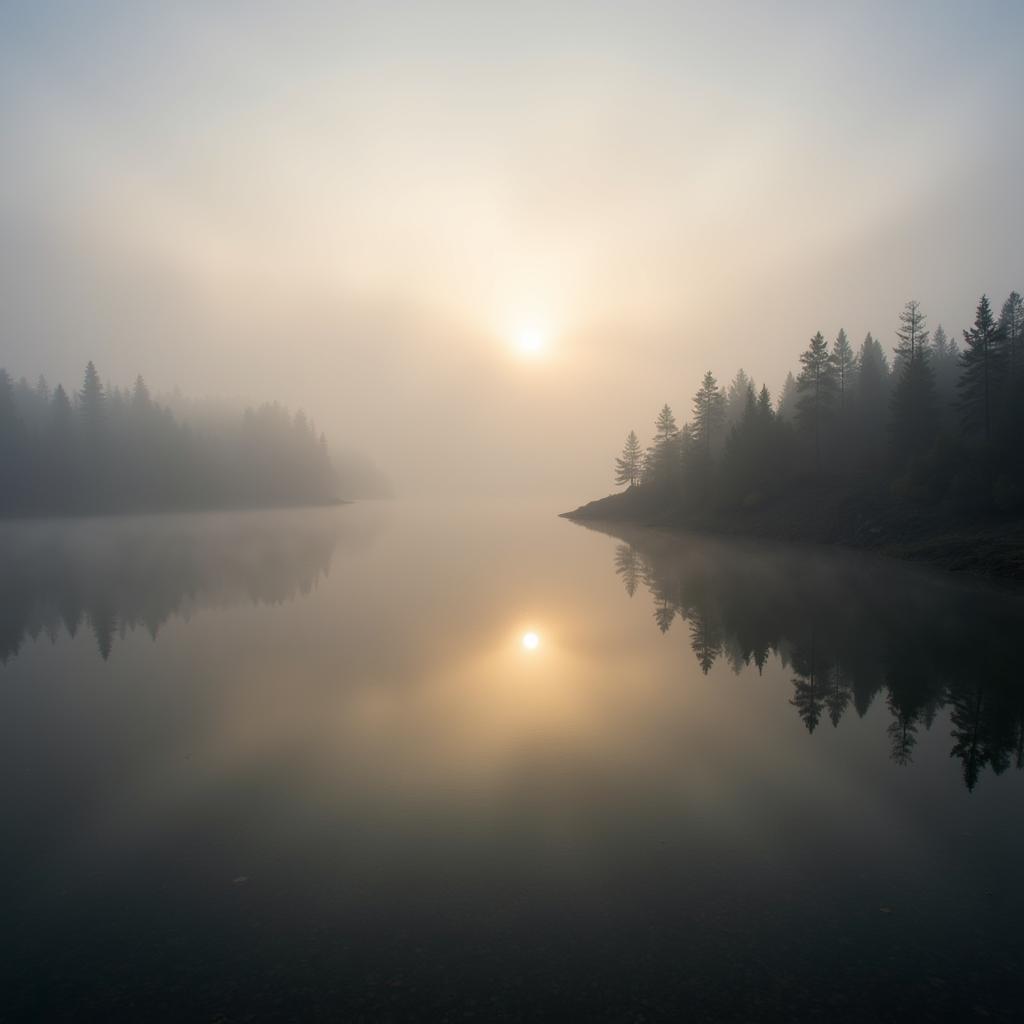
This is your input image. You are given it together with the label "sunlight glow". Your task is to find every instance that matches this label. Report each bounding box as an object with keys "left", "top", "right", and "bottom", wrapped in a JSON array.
[
  {"left": 521, "top": 631, "right": 540, "bottom": 651},
  {"left": 517, "top": 328, "right": 545, "bottom": 357}
]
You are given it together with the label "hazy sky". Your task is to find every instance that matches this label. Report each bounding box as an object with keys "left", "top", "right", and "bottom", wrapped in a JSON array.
[{"left": 2, "top": 1, "right": 1022, "bottom": 500}]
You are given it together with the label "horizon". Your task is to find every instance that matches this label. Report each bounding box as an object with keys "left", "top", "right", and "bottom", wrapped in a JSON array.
[{"left": 3, "top": 1, "right": 1023, "bottom": 503}]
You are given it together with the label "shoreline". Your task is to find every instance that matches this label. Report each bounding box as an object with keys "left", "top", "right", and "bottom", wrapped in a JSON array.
[
  {"left": 0, "top": 497, "right": 351, "bottom": 523},
  {"left": 561, "top": 488, "right": 1024, "bottom": 583}
]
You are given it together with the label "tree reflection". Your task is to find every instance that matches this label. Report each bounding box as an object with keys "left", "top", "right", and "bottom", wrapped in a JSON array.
[
  {"left": 0, "top": 512, "right": 346, "bottom": 662},
  {"left": 588, "top": 521, "right": 1024, "bottom": 791}
]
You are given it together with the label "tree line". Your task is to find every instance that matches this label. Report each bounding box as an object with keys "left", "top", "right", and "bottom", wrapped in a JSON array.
[
  {"left": 0, "top": 361, "right": 339, "bottom": 515},
  {"left": 615, "top": 291, "right": 1024, "bottom": 515}
]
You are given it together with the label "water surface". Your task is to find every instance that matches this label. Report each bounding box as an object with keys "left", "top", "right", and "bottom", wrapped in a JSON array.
[{"left": 2, "top": 502, "right": 1022, "bottom": 1021}]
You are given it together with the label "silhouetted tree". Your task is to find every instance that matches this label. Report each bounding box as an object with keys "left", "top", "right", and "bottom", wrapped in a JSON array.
[
  {"left": 725, "top": 369, "right": 754, "bottom": 426},
  {"left": 796, "top": 332, "right": 838, "bottom": 469},
  {"left": 647, "top": 405, "right": 680, "bottom": 483},
  {"left": 78, "top": 360, "right": 105, "bottom": 432},
  {"left": 776, "top": 371, "right": 798, "bottom": 422},
  {"left": 998, "top": 291, "right": 1024, "bottom": 383},
  {"left": 930, "top": 324, "right": 961, "bottom": 414},
  {"left": 831, "top": 329, "right": 856, "bottom": 414},
  {"left": 615, "top": 430, "right": 643, "bottom": 488},
  {"left": 691, "top": 371, "right": 725, "bottom": 461},
  {"left": 890, "top": 301, "right": 937, "bottom": 460},
  {"left": 958, "top": 294, "right": 1004, "bottom": 446}
]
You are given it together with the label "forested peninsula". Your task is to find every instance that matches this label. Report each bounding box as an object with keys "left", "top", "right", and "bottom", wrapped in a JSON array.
[
  {"left": 0, "top": 361, "right": 346, "bottom": 515},
  {"left": 565, "top": 293, "right": 1024, "bottom": 580}
]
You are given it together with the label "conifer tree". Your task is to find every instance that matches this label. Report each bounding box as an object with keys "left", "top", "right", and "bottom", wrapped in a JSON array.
[
  {"left": 78, "top": 361, "right": 105, "bottom": 431},
  {"left": 614, "top": 429, "right": 643, "bottom": 488},
  {"left": 691, "top": 371, "right": 725, "bottom": 459},
  {"left": 654, "top": 404, "right": 678, "bottom": 445},
  {"left": 725, "top": 369, "right": 753, "bottom": 426},
  {"left": 890, "top": 301, "right": 937, "bottom": 458},
  {"left": 131, "top": 375, "right": 152, "bottom": 411},
  {"left": 776, "top": 371, "right": 798, "bottom": 421},
  {"left": 998, "top": 291, "right": 1024, "bottom": 382},
  {"left": 831, "top": 328, "right": 856, "bottom": 414},
  {"left": 645, "top": 405, "right": 679, "bottom": 483},
  {"left": 796, "top": 331, "right": 838, "bottom": 468},
  {"left": 958, "top": 294, "right": 1005, "bottom": 445},
  {"left": 930, "top": 324, "right": 960, "bottom": 408},
  {"left": 894, "top": 300, "right": 929, "bottom": 367}
]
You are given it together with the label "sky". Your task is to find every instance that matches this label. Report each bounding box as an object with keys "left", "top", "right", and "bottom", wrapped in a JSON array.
[{"left": 1, "top": 1, "right": 1022, "bottom": 501}]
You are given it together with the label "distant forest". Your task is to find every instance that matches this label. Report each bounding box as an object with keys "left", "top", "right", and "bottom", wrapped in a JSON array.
[
  {"left": 611, "top": 291, "right": 1024, "bottom": 525},
  {"left": 0, "top": 362, "right": 340, "bottom": 515}
]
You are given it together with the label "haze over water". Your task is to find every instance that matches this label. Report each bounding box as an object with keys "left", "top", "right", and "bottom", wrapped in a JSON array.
[
  {"left": 3, "top": 4, "right": 1024, "bottom": 1019},
  {"left": 3, "top": 501, "right": 1022, "bottom": 1020}
]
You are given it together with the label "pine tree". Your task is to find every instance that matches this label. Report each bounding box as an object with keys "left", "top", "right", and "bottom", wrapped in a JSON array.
[
  {"left": 691, "top": 371, "right": 725, "bottom": 459},
  {"left": 614, "top": 429, "right": 643, "bottom": 488},
  {"left": 725, "top": 369, "right": 753, "bottom": 426},
  {"left": 645, "top": 405, "right": 679, "bottom": 483},
  {"left": 131, "top": 374, "right": 152, "bottom": 411},
  {"left": 654, "top": 404, "right": 678, "bottom": 445},
  {"left": 855, "top": 333, "right": 889, "bottom": 457},
  {"left": 958, "top": 294, "right": 1005, "bottom": 445},
  {"left": 890, "top": 301, "right": 937, "bottom": 458},
  {"left": 930, "top": 324, "right": 960, "bottom": 408},
  {"left": 894, "top": 300, "right": 929, "bottom": 368},
  {"left": 78, "top": 361, "right": 105, "bottom": 431},
  {"left": 796, "top": 331, "right": 838, "bottom": 468},
  {"left": 998, "top": 291, "right": 1024, "bottom": 382},
  {"left": 776, "top": 371, "right": 798, "bottom": 421},
  {"left": 831, "top": 329, "right": 856, "bottom": 414}
]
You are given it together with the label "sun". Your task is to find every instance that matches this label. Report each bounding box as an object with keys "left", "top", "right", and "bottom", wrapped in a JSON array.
[
  {"left": 516, "top": 328, "right": 545, "bottom": 357},
  {"left": 521, "top": 631, "right": 540, "bottom": 651}
]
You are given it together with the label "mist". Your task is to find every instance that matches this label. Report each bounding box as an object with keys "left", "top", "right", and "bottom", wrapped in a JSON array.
[
  {"left": 7, "top": 4, "right": 1024, "bottom": 1021},
  {"left": 3, "top": 2, "right": 1023, "bottom": 500}
]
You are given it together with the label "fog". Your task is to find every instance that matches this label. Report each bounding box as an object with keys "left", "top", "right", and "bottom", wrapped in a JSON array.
[{"left": 2, "top": 1, "right": 1022, "bottom": 501}]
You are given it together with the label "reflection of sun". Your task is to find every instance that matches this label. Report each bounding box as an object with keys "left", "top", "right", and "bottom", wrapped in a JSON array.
[{"left": 521, "top": 631, "right": 540, "bottom": 651}]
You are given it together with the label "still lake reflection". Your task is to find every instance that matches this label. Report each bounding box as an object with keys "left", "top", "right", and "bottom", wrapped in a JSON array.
[{"left": 2, "top": 502, "right": 1023, "bottom": 1021}]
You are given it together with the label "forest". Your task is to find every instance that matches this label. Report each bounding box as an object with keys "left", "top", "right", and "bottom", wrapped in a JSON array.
[
  {"left": 596, "top": 292, "right": 1024, "bottom": 564},
  {"left": 0, "top": 362, "right": 340, "bottom": 515}
]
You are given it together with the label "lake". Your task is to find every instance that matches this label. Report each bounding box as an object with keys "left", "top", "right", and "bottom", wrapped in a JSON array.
[{"left": 2, "top": 501, "right": 1023, "bottom": 1021}]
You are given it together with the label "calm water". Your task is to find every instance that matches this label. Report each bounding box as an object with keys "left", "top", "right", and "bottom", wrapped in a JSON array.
[{"left": 2, "top": 501, "right": 1023, "bottom": 1022}]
